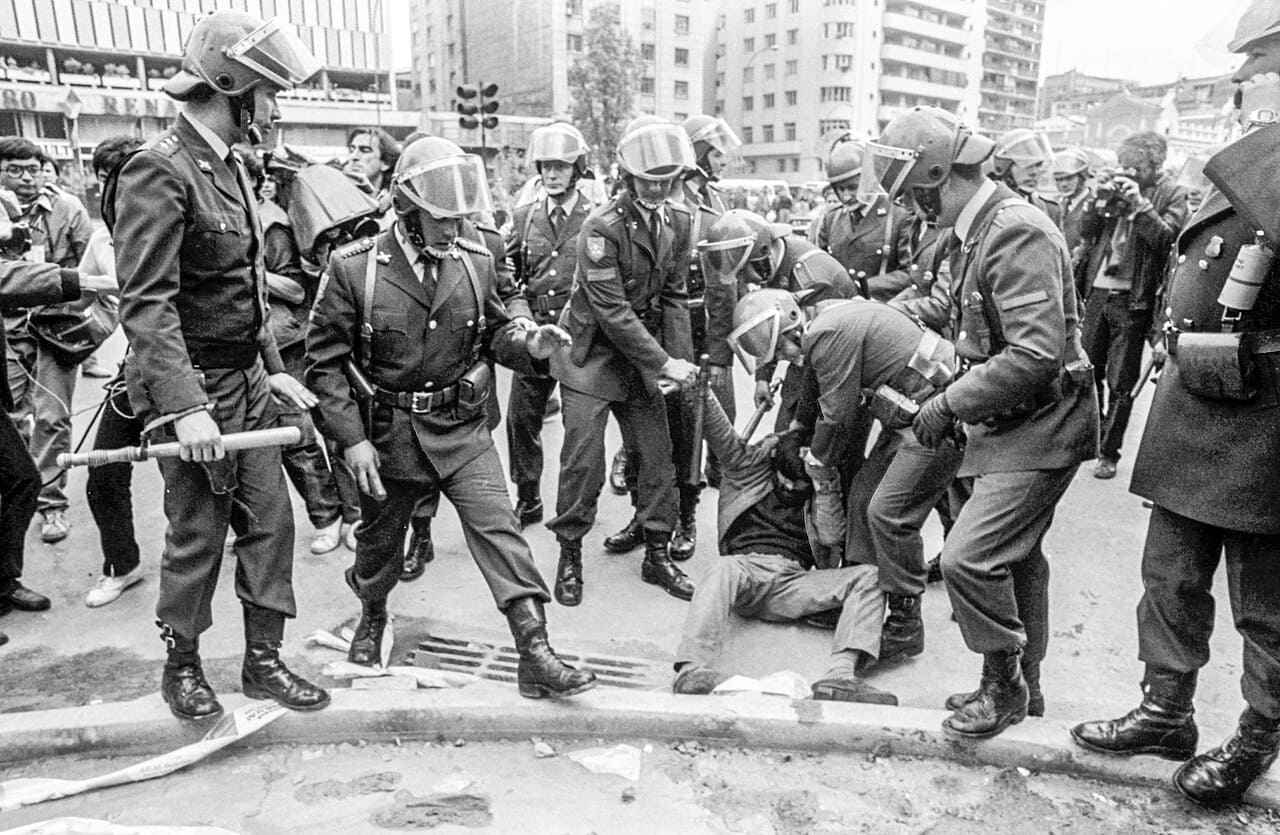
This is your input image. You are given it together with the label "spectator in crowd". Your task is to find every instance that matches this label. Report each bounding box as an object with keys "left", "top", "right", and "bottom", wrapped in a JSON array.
[{"left": 343, "top": 126, "right": 400, "bottom": 217}]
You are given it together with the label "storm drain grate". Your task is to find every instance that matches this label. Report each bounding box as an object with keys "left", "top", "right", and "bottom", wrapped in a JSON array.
[{"left": 409, "top": 635, "right": 667, "bottom": 691}]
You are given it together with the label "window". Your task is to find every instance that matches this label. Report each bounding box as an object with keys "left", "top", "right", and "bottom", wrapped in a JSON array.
[
  {"left": 36, "top": 114, "right": 66, "bottom": 139},
  {"left": 762, "top": 124, "right": 774, "bottom": 142},
  {"left": 784, "top": 121, "right": 796, "bottom": 140},
  {"left": 824, "top": 22, "right": 855, "bottom": 38},
  {"left": 744, "top": 7, "right": 754, "bottom": 22},
  {"left": 714, "top": 99, "right": 724, "bottom": 114},
  {"left": 675, "top": 80, "right": 689, "bottom": 99},
  {"left": 789, "top": 0, "right": 799, "bottom": 11},
  {"left": 675, "top": 14, "right": 689, "bottom": 34},
  {"left": 763, "top": 93, "right": 775, "bottom": 108},
  {"left": 820, "top": 86, "right": 852, "bottom": 102},
  {"left": 715, "top": 71, "right": 724, "bottom": 87},
  {"left": 785, "top": 90, "right": 797, "bottom": 105},
  {"left": 819, "top": 118, "right": 851, "bottom": 135},
  {"left": 763, "top": 63, "right": 775, "bottom": 80},
  {"left": 674, "top": 112, "right": 688, "bottom": 121},
  {"left": 641, "top": 42, "right": 655, "bottom": 60},
  {"left": 641, "top": 76, "right": 655, "bottom": 94},
  {"left": 787, "top": 28, "right": 798, "bottom": 45},
  {"left": 742, "top": 126, "right": 754, "bottom": 143},
  {"left": 777, "top": 159, "right": 787, "bottom": 173},
  {"left": 675, "top": 47, "right": 689, "bottom": 66},
  {"left": 0, "top": 112, "right": 21, "bottom": 137},
  {"left": 566, "top": 0, "right": 581, "bottom": 15},
  {"left": 792, "top": 158, "right": 800, "bottom": 172},
  {"left": 765, "top": 33, "right": 776, "bottom": 47},
  {"left": 743, "top": 96, "right": 754, "bottom": 111},
  {"left": 766, "top": 2, "right": 777, "bottom": 18},
  {"left": 743, "top": 67, "right": 753, "bottom": 83},
  {"left": 567, "top": 33, "right": 582, "bottom": 51},
  {"left": 744, "top": 37, "right": 755, "bottom": 52},
  {"left": 785, "top": 59, "right": 797, "bottom": 75}
]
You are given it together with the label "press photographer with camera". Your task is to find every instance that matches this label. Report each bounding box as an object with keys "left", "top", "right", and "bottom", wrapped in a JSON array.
[
  {"left": 1074, "top": 132, "right": 1188, "bottom": 480},
  {"left": 0, "top": 197, "right": 117, "bottom": 640}
]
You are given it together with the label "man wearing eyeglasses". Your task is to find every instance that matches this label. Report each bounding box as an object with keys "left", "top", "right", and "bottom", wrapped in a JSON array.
[{"left": 1, "top": 137, "right": 92, "bottom": 550}]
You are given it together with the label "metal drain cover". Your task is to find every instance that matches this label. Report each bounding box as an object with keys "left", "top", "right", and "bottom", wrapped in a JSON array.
[{"left": 409, "top": 635, "right": 667, "bottom": 691}]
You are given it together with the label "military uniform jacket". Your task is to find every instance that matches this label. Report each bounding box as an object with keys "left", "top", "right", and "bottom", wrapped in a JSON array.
[
  {"left": 705, "top": 235, "right": 855, "bottom": 372},
  {"left": 1131, "top": 187, "right": 1280, "bottom": 534},
  {"left": 1027, "top": 191, "right": 1063, "bottom": 231},
  {"left": 944, "top": 182, "right": 1099, "bottom": 476},
  {"left": 1060, "top": 188, "right": 1092, "bottom": 258},
  {"left": 550, "top": 193, "right": 694, "bottom": 402},
  {"left": 0, "top": 260, "right": 79, "bottom": 410},
  {"left": 680, "top": 179, "right": 724, "bottom": 302},
  {"left": 306, "top": 228, "right": 542, "bottom": 482},
  {"left": 815, "top": 194, "right": 913, "bottom": 296},
  {"left": 113, "top": 114, "right": 284, "bottom": 418},
  {"left": 507, "top": 196, "right": 590, "bottom": 325}
]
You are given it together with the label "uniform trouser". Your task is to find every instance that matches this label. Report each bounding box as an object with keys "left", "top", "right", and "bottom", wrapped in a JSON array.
[
  {"left": 85, "top": 377, "right": 142, "bottom": 578},
  {"left": 0, "top": 412, "right": 39, "bottom": 591},
  {"left": 1137, "top": 505, "right": 1280, "bottom": 720},
  {"left": 6, "top": 333, "right": 77, "bottom": 511},
  {"left": 506, "top": 370, "right": 557, "bottom": 490},
  {"left": 618, "top": 371, "right": 734, "bottom": 501},
  {"left": 154, "top": 364, "right": 296, "bottom": 641},
  {"left": 346, "top": 444, "right": 550, "bottom": 608},
  {"left": 277, "top": 346, "right": 359, "bottom": 529},
  {"left": 845, "top": 428, "right": 965, "bottom": 597},
  {"left": 941, "top": 466, "right": 1078, "bottom": 659},
  {"left": 548, "top": 385, "right": 677, "bottom": 542},
  {"left": 675, "top": 553, "right": 883, "bottom": 668},
  {"left": 1081, "top": 288, "right": 1150, "bottom": 463}
]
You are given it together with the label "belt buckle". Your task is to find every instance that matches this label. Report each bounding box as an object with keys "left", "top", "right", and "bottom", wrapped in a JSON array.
[{"left": 409, "top": 391, "right": 432, "bottom": 413}]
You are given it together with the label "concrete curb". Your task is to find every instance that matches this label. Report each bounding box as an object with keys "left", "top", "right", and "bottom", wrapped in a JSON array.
[{"left": 2, "top": 682, "right": 1277, "bottom": 811}]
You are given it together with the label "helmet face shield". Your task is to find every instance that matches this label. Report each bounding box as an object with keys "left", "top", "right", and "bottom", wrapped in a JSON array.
[
  {"left": 618, "top": 123, "right": 696, "bottom": 180},
  {"left": 688, "top": 118, "right": 742, "bottom": 155},
  {"left": 395, "top": 154, "right": 493, "bottom": 218},
  {"left": 529, "top": 125, "right": 588, "bottom": 165},
  {"left": 728, "top": 306, "right": 783, "bottom": 373},
  {"left": 698, "top": 235, "right": 754, "bottom": 287},
  {"left": 226, "top": 19, "right": 321, "bottom": 89},
  {"left": 859, "top": 141, "right": 918, "bottom": 202}
]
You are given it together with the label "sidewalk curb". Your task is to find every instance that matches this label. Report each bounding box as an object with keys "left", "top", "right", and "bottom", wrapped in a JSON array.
[{"left": 2, "top": 683, "right": 1277, "bottom": 811}]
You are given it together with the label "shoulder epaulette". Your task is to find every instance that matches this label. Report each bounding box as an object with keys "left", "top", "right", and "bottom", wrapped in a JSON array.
[
  {"left": 472, "top": 220, "right": 500, "bottom": 235},
  {"left": 669, "top": 200, "right": 691, "bottom": 216},
  {"left": 143, "top": 132, "right": 182, "bottom": 158},
  {"left": 599, "top": 200, "right": 628, "bottom": 226},
  {"left": 456, "top": 236, "right": 491, "bottom": 257},
  {"left": 336, "top": 237, "right": 375, "bottom": 258},
  {"left": 1038, "top": 193, "right": 1061, "bottom": 207}
]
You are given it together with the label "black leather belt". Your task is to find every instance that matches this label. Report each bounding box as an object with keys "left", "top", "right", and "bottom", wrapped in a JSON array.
[
  {"left": 188, "top": 341, "right": 258, "bottom": 370},
  {"left": 373, "top": 382, "right": 458, "bottom": 413},
  {"left": 1167, "top": 328, "right": 1280, "bottom": 356},
  {"left": 527, "top": 293, "right": 567, "bottom": 315}
]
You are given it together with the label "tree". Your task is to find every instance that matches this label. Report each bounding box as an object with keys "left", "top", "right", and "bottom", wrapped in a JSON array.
[{"left": 567, "top": 4, "right": 641, "bottom": 173}]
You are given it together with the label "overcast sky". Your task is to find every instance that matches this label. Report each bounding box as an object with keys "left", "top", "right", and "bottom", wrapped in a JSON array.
[{"left": 388, "top": 0, "right": 1251, "bottom": 85}]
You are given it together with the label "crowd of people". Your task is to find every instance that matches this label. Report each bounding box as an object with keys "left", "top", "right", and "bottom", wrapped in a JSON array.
[{"left": 2, "top": 1, "right": 1279, "bottom": 811}]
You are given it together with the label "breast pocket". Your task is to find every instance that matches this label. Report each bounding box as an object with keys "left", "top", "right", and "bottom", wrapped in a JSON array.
[
  {"left": 371, "top": 310, "right": 410, "bottom": 363},
  {"left": 187, "top": 211, "right": 245, "bottom": 273}
]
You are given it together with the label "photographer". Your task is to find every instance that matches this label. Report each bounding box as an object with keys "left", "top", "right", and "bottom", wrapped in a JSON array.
[
  {"left": 1075, "top": 132, "right": 1188, "bottom": 480},
  {"left": 0, "top": 203, "right": 117, "bottom": 638}
]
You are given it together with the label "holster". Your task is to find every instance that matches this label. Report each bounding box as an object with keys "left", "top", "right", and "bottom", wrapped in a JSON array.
[
  {"left": 865, "top": 384, "right": 920, "bottom": 430},
  {"left": 1174, "top": 331, "right": 1256, "bottom": 401},
  {"left": 455, "top": 360, "right": 492, "bottom": 420}
]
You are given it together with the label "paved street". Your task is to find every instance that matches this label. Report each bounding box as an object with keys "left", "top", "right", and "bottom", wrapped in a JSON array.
[{"left": 0, "top": 333, "right": 1272, "bottom": 817}]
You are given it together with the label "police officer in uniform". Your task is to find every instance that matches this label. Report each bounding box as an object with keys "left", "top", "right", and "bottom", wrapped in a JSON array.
[
  {"left": 548, "top": 117, "right": 700, "bottom": 606},
  {"left": 813, "top": 139, "right": 915, "bottom": 302},
  {"left": 111, "top": 10, "right": 330, "bottom": 719},
  {"left": 1071, "top": 7, "right": 1280, "bottom": 803},
  {"left": 306, "top": 137, "right": 596, "bottom": 700},
  {"left": 991, "top": 129, "right": 1063, "bottom": 230},
  {"left": 864, "top": 107, "right": 1098, "bottom": 738},
  {"left": 505, "top": 123, "right": 593, "bottom": 530},
  {"left": 1052, "top": 148, "right": 1093, "bottom": 257}
]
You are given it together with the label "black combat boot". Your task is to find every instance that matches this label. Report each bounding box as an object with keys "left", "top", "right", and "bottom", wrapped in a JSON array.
[
  {"left": 945, "top": 657, "right": 1045, "bottom": 717},
  {"left": 609, "top": 448, "right": 630, "bottom": 495},
  {"left": 604, "top": 515, "right": 645, "bottom": 554},
  {"left": 640, "top": 531, "right": 695, "bottom": 600},
  {"left": 1069, "top": 668, "right": 1198, "bottom": 760},
  {"left": 241, "top": 605, "right": 330, "bottom": 711},
  {"left": 506, "top": 596, "right": 597, "bottom": 698},
  {"left": 348, "top": 598, "right": 389, "bottom": 667},
  {"left": 670, "top": 487, "right": 698, "bottom": 562},
  {"left": 553, "top": 537, "right": 583, "bottom": 607},
  {"left": 942, "top": 648, "right": 1029, "bottom": 739},
  {"left": 402, "top": 523, "right": 433, "bottom": 582},
  {"left": 158, "top": 623, "right": 222, "bottom": 721},
  {"left": 879, "top": 594, "right": 924, "bottom": 663},
  {"left": 514, "top": 482, "right": 543, "bottom": 530},
  {"left": 1174, "top": 707, "right": 1280, "bottom": 805}
]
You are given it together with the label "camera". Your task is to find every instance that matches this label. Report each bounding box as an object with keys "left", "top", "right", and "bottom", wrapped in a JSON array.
[
  {"left": 1095, "top": 170, "right": 1135, "bottom": 219},
  {"left": 0, "top": 220, "right": 32, "bottom": 259}
]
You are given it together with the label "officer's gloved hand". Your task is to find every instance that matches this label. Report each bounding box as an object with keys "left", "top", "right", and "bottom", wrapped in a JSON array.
[
  {"left": 913, "top": 391, "right": 954, "bottom": 449},
  {"left": 804, "top": 452, "right": 845, "bottom": 548},
  {"left": 660, "top": 357, "right": 699, "bottom": 389},
  {"left": 753, "top": 379, "right": 776, "bottom": 410},
  {"left": 526, "top": 323, "right": 572, "bottom": 359}
]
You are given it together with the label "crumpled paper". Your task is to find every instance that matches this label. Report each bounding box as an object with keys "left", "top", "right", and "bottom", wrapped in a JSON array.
[
  {"left": 305, "top": 618, "right": 394, "bottom": 670},
  {"left": 319, "top": 661, "right": 474, "bottom": 689},
  {"left": 566, "top": 744, "right": 643, "bottom": 781},
  {"left": 710, "top": 670, "right": 810, "bottom": 699}
]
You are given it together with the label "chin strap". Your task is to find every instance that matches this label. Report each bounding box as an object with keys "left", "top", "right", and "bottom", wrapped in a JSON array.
[{"left": 230, "top": 92, "right": 262, "bottom": 145}]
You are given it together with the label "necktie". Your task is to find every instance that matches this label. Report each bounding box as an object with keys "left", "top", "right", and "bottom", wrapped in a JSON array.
[
  {"left": 648, "top": 209, "right": 662, "bottom": 249},
  {"left": 549, "top": 206, "right": 564, "bottom": 240},
  {"left": 419, "top": 254, "right": 437, "bottom": 298}
]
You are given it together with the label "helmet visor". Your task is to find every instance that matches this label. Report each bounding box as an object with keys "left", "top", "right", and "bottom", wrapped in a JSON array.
[
  {"left": 618, "top": 124, "right": 696, "bottom": 180},
  {"left": 395, "top": 154, "right": 494, "bottom": 218},
  {"left": 1001, "top": 133, "right": 1054, "bottom": 166},
  {"left": 728, "top": 306, "right": 781, "bottom": 374},
  {"left": 859, "top": 141, "right": 917, "bottom": 202},
  {"left": 698, "top": 235, "right": 754, "bottom": 287},
  {"left": 689, "top": 118, "right": 743, "bottom": 154},
  {"left": 530, "top": 127, "right": 586, "bottom": 164},
  {"left": 226, "top": 19, "right": 322, "bottom": 89}
]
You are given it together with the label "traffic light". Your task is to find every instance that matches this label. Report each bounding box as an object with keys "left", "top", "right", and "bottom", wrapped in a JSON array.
[{"left": 457, "top": 82, "right": 500, "bottom": 131}]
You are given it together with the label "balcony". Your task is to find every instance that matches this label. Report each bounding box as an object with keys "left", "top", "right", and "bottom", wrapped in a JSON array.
[
  {"left": 881, "top": 43, "right": 971, "bottom": 75},
  {"left": 881, "top": 73, "right": 968, "bottom": 100},
  {"left": 882, "top": 12, "right": 970, "bottom": 47}
]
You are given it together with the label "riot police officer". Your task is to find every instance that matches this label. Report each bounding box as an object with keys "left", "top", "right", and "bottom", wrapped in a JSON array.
[
  {"left": 991, "top": 129, "right": 1063, "bottom": 229},
  {"left": 548, "top": 117, "right": 699, "bottom": 606},
  {"left": 111, "top": 9, "right": 330, "bottom": 720},
  {"left": 306, "top": 137, "right": 596, "bottom": 700},
  {"left": 1071, "top": 4, "right": 1280, "bottom": 803},
  {"left": 505, "top": 122, "right": 594, "bottom": 529}
]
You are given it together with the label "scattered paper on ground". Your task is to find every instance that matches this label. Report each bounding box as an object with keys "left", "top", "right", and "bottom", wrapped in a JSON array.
[
  {"left": 0, "top": 819, "right": 237, "bottom": 834},
  {"left": 306, "top": 618, "right": 394, "bottom": 668},
  {"left": 0, "top": 702, "right": 287, "bottom": 812},
  {"left": 567, "top": 744, "right": 643, "bottom": 781},
  {"left": 711, "top": 671, "right": 810, "bottom": 699},
  {"left": 320, "top": 660, "right": 473, "bottom": 689}
]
